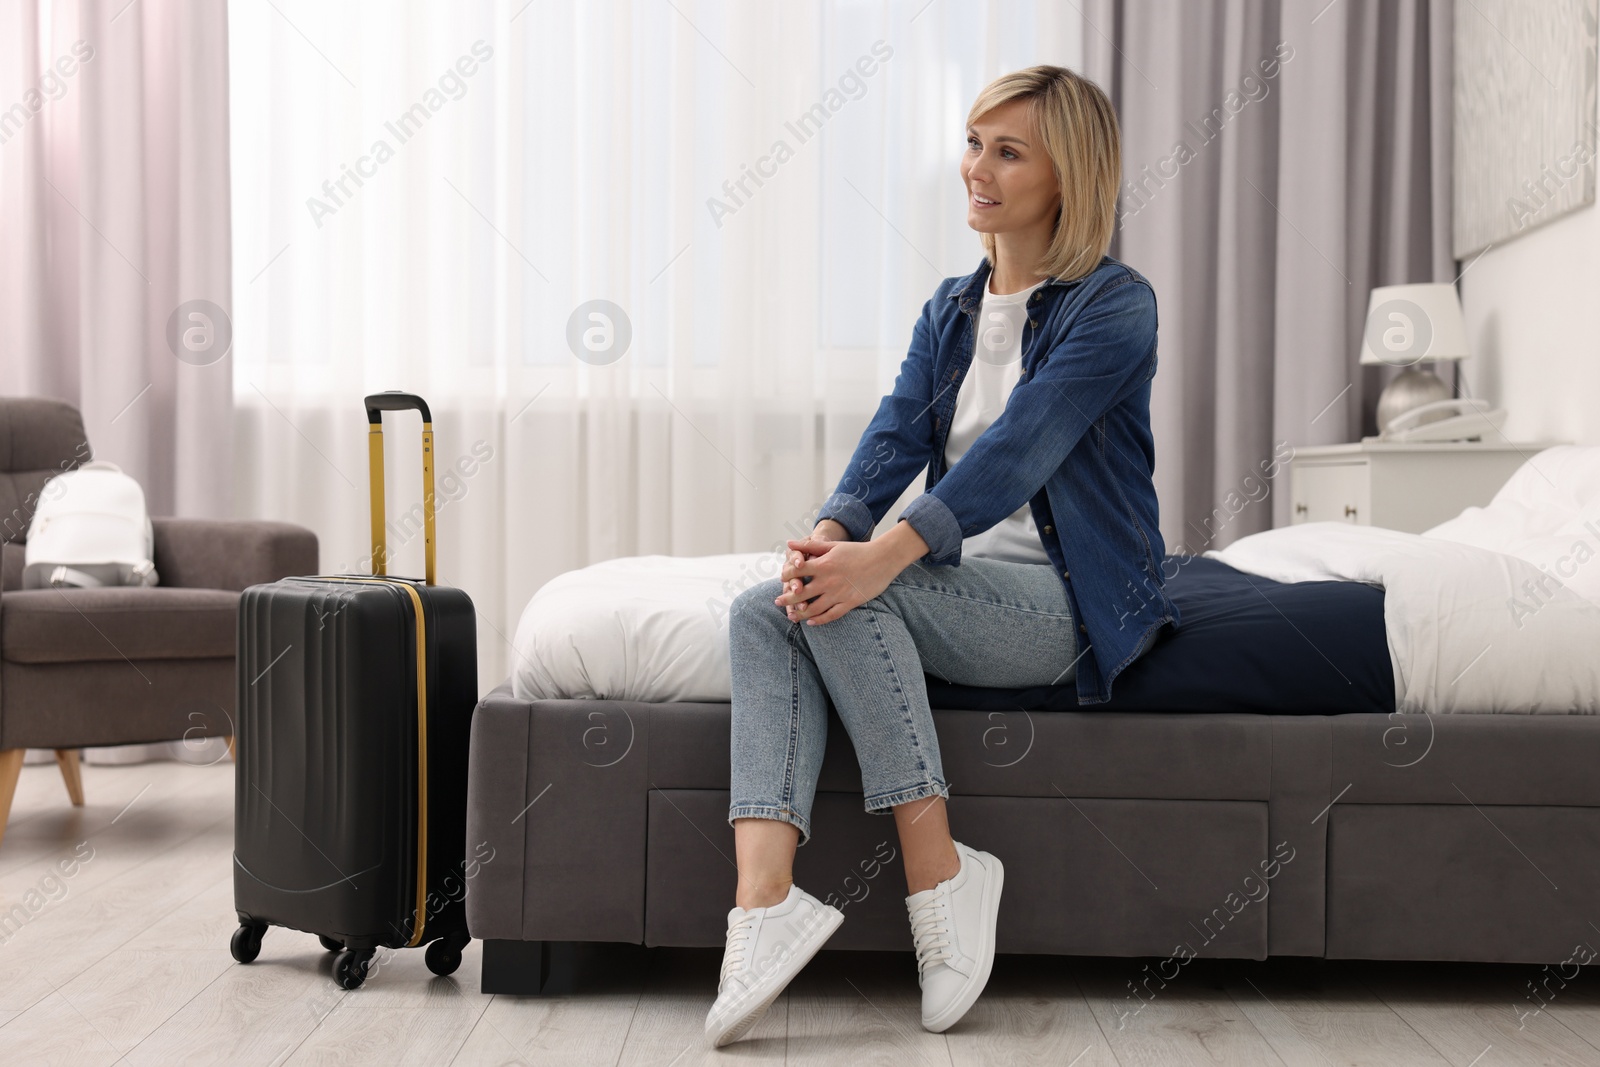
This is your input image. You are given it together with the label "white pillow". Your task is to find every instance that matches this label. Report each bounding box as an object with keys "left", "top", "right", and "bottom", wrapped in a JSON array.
[
  {"left": 1422, "top": 445, "right": 1600, "bottom": 603},
  {"left": 510, "top": 551, "right": 785, "bottom": 702}
]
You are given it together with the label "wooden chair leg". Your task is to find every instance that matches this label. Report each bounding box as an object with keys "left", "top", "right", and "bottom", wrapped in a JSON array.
[
  {"left": 54, "top": 749, "right": 84, "bottom": 807},
  {"left": 227, "top": 735, "right": 237, "bottom": 762},
  {"left": 0, "top": 748, "right": 25, "bottom": 851}
]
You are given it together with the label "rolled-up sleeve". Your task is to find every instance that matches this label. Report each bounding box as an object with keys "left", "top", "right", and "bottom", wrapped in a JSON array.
[
  {"left": 815, "top": 490, "right": 874, "bottom": 543},
  {"left": 898, "top": 493, "right": 963, "bottom": 561}
]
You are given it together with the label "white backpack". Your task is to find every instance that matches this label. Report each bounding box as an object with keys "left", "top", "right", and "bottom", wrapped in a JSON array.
[{"left": 23, "top": 461, "right": 159, "bottom": 589}]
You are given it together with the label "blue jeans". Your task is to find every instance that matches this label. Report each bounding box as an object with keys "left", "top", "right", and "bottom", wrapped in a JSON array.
[{"left": 727, "top": 556, "right": 1152, "bottom": 847}]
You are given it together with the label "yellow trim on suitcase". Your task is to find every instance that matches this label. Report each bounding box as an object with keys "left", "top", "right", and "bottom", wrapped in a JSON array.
[
  {"left": 368, "top": 424, "right": 387, "bottom": 574},
  {"left": 360, "top": 396, "right": 439, "bottom": 946},
  {"left": 421, "top": 425, "right": 436, "bottom": 586},
  {"left": 394, "top": 579, "right": 429, "bottom": 947}
]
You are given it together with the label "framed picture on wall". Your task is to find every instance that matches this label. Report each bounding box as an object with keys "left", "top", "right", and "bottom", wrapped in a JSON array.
[{"left": 1453, "top": 0, "right": 1599, "bottom": 257}]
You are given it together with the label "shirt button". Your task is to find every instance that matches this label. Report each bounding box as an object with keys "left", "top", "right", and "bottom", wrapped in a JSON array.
[
  {"left": 1028, "top": 318, "right": 1037, "bottom": 328},
  {"left": 1043, "top": 524, "right": 1053, "bottom": 534},
  {"left": 1078, "top": 623, "right": 1088, "bottom": 634}
]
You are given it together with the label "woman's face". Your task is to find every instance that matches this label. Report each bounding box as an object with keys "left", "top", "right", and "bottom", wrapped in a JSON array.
[{"left": 961, "top": 98, "right": 1061, "bottom": 237}]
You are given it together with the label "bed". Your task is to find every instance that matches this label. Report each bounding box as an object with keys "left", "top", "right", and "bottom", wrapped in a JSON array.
[{"left": 464, "top": 445, "right": 1600, "bottom": 992}]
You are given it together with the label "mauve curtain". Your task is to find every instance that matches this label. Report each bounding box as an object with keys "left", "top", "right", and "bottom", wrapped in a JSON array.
[
  {"left": 1083, "top": 0, "right": 1454, "bottom": 547},
  {"left": 0, "top": 0, "right": 234, "bottom": 520}
]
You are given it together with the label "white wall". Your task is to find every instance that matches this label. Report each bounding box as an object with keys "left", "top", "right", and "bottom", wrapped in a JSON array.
[{"left": 1458, "top": 92, "right": 1600, "bottom": 448}]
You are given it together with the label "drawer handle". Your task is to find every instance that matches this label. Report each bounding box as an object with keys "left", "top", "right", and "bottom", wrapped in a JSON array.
[
  {"left": 1344, "top": 505, "right": 1358, "bottom": 519},
  {"left": 1294, "top": 503, "right": 1308, "bottom": 516}
]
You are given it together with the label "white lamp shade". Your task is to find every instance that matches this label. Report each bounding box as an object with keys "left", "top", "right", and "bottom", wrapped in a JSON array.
[{"left": 1358, "top": 283, "right": 1470, "bottom": 366}]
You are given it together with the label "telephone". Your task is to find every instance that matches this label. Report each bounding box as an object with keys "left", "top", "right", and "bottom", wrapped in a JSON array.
[{"left": 1379, "top": 397, "right": 1508, "bottom": 442}]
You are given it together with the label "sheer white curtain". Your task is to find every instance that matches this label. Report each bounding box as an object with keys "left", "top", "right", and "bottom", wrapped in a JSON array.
[{"left": 228, "top": 0, "right": 1082, "bottom": 686}]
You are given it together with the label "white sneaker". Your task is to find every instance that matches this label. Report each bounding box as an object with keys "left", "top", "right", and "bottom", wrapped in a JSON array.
[
  {"left": 705, "top": 883, "right": 844, "bottom": 1047},
  {"left": 905, "top": 840, "right": 1004, "bottom": 1032}
]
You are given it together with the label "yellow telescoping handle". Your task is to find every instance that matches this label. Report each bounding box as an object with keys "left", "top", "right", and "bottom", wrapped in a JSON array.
[
  {"left": 364, "top": 392, "right": 437, "bottom": 585},
  {"left": 360, "top": 392, "right": 437, "bottom": 947}
]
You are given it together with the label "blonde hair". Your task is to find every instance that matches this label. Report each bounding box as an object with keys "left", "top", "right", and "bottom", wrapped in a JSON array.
[{"left": 966, "top": 65, "right": 1120, "bottom": 283}]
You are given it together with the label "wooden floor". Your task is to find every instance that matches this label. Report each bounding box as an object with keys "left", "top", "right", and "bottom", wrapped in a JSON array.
[{"left": 5, "top": 762, "right": 1600, "bottom": 1065}]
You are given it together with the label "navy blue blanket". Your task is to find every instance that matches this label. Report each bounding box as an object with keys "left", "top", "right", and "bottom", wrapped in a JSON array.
[{"left": 924, "top": 553, "right": 1394, "bottom": 713}]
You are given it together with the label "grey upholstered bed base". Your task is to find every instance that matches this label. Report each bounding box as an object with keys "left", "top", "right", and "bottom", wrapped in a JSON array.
[{"left": 463, "top": 682, "right": 1600, "bottom": 993}]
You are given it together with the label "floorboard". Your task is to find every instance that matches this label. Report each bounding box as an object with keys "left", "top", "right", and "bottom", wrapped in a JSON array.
[{"left": 2, "top": 761, "right": 1588, "bottom": 1066}]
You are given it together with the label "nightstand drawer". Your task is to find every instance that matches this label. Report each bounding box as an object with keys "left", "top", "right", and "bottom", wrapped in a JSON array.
[
  {"left": 1281, "top": 440, "right": 1562, "bottom": 533},
  {"left": 1292, "top": 462, "right": 1370, "bottom": 525}
]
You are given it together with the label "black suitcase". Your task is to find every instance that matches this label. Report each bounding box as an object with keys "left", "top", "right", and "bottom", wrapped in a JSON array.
[{"left": 230, "top": 392, "right": 479, "bottom": 990}]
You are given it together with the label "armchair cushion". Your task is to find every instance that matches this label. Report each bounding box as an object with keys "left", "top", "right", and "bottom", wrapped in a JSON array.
[
  {"left": 2, "top": 587, "right": 239, "bottom": 663},
  {"left": 152, "top": 518, "right": 317, "bottom": 591}
]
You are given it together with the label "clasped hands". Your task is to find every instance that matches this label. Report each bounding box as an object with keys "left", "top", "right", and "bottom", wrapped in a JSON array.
[{"left": 774, "top": 523, "right": 902, "bottom": 627}]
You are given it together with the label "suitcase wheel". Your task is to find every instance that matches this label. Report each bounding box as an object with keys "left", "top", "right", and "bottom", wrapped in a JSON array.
[
  {"left": 230, "top": 922, "right": 267, "bottom": 965},
  {"left": 425, "top": 930, "right": 471, "bottom": 978},
  {"left": 334, "top": 947, "right": 376, "bottom": 990},
  {"left": 319, "top": 935, "right": 343, "bottom": 953}
]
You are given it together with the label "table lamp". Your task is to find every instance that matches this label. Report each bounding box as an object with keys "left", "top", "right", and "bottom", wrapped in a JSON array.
[{"left": 1358, "top": 282, "right": 1469, "bottom": 434}]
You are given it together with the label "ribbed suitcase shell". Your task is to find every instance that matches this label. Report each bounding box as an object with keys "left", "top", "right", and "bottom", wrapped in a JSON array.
[
  {"left": 231, "top": 392, "right": 477, "bottom": 986},
  {"left": 234, "top": 576, "right": 476, "bottom": 953}
]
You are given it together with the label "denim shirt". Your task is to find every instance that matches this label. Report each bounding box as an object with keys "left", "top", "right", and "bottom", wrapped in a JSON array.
[{"left": 816, "top": 253, "right": 1180, "bottom": 705}]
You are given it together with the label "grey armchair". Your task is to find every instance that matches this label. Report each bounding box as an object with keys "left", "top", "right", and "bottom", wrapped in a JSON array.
[{"left": 0, "top": 397, "right": 317, "bottom": 847}]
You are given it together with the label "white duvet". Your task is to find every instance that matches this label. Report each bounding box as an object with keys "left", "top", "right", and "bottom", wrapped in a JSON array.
[
  {"left": 1205, "top": 445, "right": 1600, "bottom": 714},
  {"left": 510, "top": 550, "right": 784, "bottom": 703},
  {"left": 512, "top": 445, "right": 1600, "bottom": 714}
]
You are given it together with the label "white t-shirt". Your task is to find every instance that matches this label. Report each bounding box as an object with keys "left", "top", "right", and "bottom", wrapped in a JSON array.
[{"left": 943, "top": 274, "right": 1052, "bottom": 565}]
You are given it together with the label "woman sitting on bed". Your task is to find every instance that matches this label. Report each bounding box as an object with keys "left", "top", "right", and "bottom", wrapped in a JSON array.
[{"left": 708, "top": 64, "right": 1180, "bottom": 1045}]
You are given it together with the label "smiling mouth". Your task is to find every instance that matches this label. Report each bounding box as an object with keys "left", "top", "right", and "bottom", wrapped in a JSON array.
[{"left": 972, "top": 193, "right": 1001, "bottom": 207}]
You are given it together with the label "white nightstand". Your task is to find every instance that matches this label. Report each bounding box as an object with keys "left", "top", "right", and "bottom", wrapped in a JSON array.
[{"left": 1285, "top": 440, "right": 1564, "bottom": 533}]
